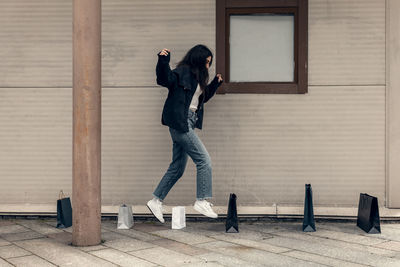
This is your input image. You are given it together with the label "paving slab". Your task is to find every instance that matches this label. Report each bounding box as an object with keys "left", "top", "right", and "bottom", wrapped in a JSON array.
[
  {"left": 15, "top": 220, "right": 64, "bottom": 235},
  {"left": 214, "top": 227, "right": 275, "bottom": 240},
  {"left": 47, "top": 232, "right": 72, "bottom": 245},
  {"left": 0, "top": 220, "right": 16, "bottom": 227},
  {"left": 180, "top": 226, "right": 223, "bottom": 238},
  {"left": 191, "top": 221, "right": 289, "bottom": 235},
  {"left": 180, "top": 261, "right": 225, "bottom": 266},
  {"left": 211, "top": 233, "right": 291, "bottom": 253},
  {"left": 196, "top": 252, "right": 266, "bottom": 267},
  {"left": 62, "top": 227, "right": 73, "bottom": 233},
  {"left": 101, "top": 220, "right": 126, "bottom": 230},
  {"left": 0, "top": 239, "right": 10, "bottom": 247},
  {"left": 42, "top": 219, "right": 60, "bottom": 229},
  {"left": 382, "top": 223, "right": 400, "bottom": 230},
  {"left": 0, "top": 219, "right": 397, "bottom": 266},
  {"left": 15, "top": 238, "right": 117, "bottom": 267},
  {"left": 371, "top": 227, "right": 400, "bottom": 242},
  {"left": 185, "top": 223, "right": 275, "bottom": 241},
  {"left": 150, "top": 238, "right": 209, "bottom": 256},
  {"left": 184, "top": 222, "right": 226, "bottom": 235},
  {"left": 152, "top": 229, "right": 214, "bottom": 245},
  {"left": 100, "top": 221, "right": 122, "bottom": 231},
  {"left": 113, "top": 229, "right": 161, "bottom": 242},
  {"left": 101, "top": 231, "right": 125, "bottom": 241},
  {"left": 0, "top": 258, "right": 13, "bottom": 267},
  {"left": 281, "top": 250, "right": 368, "bottom": 267},
  {"left": 195, "top": 240, "right": 322, "bottom": 267},
  {"left": 261, "top": 234, "right": 400, "bottom": 266},
  {"left": 273, "top": 230, "right": 398, "bottom": 258},
  {"left": 78, "top": 244, "right": 108, "bottom": 252},
  {"left": 0, "top": 225, "right": 30, "bottom": 235},
  {"left": 101, "top": 222, "right": 160, "bottom": 242},
  {"left": 1, "top": 230, "right": 44, "bottom": 242},
  {"left": 132, "top": 222, "right": 170, "bottom": 233},
  {"left": 89, "top": 248, "right": 156, "bottom": 267},
  {"left": 244, "top": 222, "right": 304, "bottom": 234},
  {"left": 62, "top": 226, "right": 109, "bottom": 234},
  {"left": 374, "top": 240, "right": 400, "bottom": 252},
  {"left": 307, "top": 229, "right": 387, "bottom": 246},
  {"left": 129, "top": 246, "right": 204, "bottom": 266},
  {"left": 7, "top": 255, "right": 56, "bottom": 267},
  {"left": 0, "top": 245, "right": 32, "bottom": 259},
  {"left": 317, "top": 222, "right": 400, "bottom": 245},
  {"left": 102, "top": 232, "right": 155, "bottom": 252},
  {"left": 43, "top": 219, "right": 107, "bottom": 232},
  {"left": 318, "top": 222, "right": 384, "bottom": 238}
]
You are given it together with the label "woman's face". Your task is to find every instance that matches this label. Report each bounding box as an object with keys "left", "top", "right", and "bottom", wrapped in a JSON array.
[{"left": 205, "top": 56, "right": 212, "bottom": 70}]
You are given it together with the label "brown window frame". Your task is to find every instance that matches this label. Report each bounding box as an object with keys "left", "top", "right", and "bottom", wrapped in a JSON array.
[{"left": 216, "top": 0, "right": 308, "bottom": 94}]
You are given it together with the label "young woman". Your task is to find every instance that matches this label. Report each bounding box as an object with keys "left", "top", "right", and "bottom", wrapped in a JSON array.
[{"left": 147, "top": 44, "right": 223, "bottom": 223}]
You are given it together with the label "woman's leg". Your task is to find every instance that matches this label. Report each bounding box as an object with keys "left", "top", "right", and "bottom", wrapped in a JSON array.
[
  {"left": 186, "top": 131, "right": 212, "bottom": 200},
  {"left": 152, "top": 140, "right": 188, "bottom": 201},
  {"left": 169, "top": 127, "right": 212, "bottom": 200}
]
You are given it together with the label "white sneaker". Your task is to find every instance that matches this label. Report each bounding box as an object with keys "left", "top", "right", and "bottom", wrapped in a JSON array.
[
  {"left": 147, "top": 198, "right": 165, "bottom": 223},
  {"left": 194, "top": 200, "right": 218, "bottom": 218}
]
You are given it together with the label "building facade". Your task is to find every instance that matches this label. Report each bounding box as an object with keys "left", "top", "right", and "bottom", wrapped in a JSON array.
[{"left": 0, "top": 0, "right": 399, "bottom": 217}]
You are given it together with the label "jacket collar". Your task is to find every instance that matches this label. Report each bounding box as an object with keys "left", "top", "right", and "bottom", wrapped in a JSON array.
[{"left": 173, "top": 66, "right": 195, "bottom": 91}]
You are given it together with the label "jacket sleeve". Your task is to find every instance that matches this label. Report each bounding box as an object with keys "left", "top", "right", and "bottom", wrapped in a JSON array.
[
  {"left": 156, "top": 53, "right": 177, "bottom": 89},
  {"left": 204, "top": 76, "right": 223, "bottom": 103}
]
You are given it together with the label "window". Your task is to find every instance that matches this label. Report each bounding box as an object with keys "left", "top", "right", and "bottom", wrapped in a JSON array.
[{"left": 216, "top": 0, "right": 308, "bottom": 94}]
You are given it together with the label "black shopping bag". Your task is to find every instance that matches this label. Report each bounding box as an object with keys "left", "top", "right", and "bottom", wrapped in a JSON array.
[
  {"left": 226, "top": 193, "right": 239, "bottom": 233},
  {"left": 357, "top": 193, "right": 381, "bottom": 234},
  {"left": 303, "top": 184, "right": 316, "bottom": 232},
  {"left": 56, "top": 190, "right": 72, "bottom": 228}
]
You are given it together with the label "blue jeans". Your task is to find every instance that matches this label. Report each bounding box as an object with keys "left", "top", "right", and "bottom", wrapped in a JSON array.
[{"left": 153, "top": 110, "right": 212, "bottom": 201}]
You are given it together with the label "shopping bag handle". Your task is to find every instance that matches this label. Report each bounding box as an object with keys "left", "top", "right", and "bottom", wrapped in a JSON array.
[{"left": 59, "top": 190, "right": 65, "bottom": 200}]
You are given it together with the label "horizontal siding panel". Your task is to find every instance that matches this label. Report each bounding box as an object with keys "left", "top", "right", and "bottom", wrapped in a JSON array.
[
  {"left": 0, "top": 85, "right": 385, "bottom": 207},
  {"left": 101, "top": 86, "right": 385, "bottom": 207},
  {"left": 0, "top": 0, "right": 72, "bottom": 87},
  {"left": 309, "top": 0, "right": 386, "bottom": 85},
  {"left": 102, "top": 0, "right": 215, "bottom": 87},
  {"left": 1, "top": 0, "right": 385, "bottom": 87},
  {"left": 0, "top": 0, "right": 214, "bottom": 87},
  {"left": 0, "top": 88, "right": 72, "bottom": 203}
]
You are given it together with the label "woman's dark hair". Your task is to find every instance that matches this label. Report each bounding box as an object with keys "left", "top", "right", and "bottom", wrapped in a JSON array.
[{"left": 177, "top": 44, "right": 213, "bottom": 90}]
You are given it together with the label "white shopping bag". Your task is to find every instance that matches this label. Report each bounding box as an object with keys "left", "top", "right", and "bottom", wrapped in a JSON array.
[
  {"left": 172, "top": 206, "right": 186, "bottom": 230},
  {"left": 117, "top": 204, "right": 134, "bottom": 229}
]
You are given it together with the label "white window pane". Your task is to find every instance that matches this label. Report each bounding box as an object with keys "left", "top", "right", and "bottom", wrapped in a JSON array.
[{"left": 230, "top": 14, "right": 294, "bottom": 82}]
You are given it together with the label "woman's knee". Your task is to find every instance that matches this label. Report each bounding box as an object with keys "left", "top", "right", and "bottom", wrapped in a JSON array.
[
  {"left": 176, "top": 169, "right": 185, "bottom": 179},
  {"left": 197, "top": 155, "right": 212, "bottom": 170},
  {"left": 168, "top": 160, "right": 187, "bottom": 177}
]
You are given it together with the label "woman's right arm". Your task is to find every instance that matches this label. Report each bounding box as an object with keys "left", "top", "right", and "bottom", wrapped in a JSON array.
[{"left": 156, "top": 49, "right": 177, "bottom": 89}]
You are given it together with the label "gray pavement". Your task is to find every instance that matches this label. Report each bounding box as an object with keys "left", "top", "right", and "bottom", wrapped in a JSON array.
[{"left": 0, "top": 217, "right": 400, "bottom": 266}]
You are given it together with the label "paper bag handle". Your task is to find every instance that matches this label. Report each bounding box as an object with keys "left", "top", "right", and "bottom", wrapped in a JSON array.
[{"left": 59, "top": 190, "right": 65, "bottom": 200}]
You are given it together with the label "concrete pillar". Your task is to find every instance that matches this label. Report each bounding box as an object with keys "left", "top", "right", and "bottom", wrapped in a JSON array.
[{"left": 72, "top": 0, "right": 102, "bottom": 246}]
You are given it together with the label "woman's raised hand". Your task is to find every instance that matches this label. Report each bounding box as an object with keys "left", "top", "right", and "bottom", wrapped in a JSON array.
[
  {"left": 159, "top": 48, "right": 170, "bottom": 56},
  {"left": 216, "top": 74, "right": 223, "bottom": 83}
]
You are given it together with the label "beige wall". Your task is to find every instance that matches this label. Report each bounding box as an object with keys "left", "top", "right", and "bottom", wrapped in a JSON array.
[
  {"left": 387, "top": 0, "right": 400, "bottom": 208},
  {"left": 0, "top": 0, "right": 389, "bottom": 213}
]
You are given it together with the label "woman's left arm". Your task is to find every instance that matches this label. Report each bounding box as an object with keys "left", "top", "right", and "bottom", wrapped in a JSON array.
[{"left": 204, "top": 74, "right": 223, "bottom": 103}]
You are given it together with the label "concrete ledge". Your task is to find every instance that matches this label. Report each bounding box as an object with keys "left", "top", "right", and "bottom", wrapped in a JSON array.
[{"left": 0, "top": 204, "right": 399, "bottom": 218}]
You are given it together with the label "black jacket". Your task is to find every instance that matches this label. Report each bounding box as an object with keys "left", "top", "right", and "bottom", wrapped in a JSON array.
[{"left": 156, "top": 53, "right": 222, "bottom": 132}]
